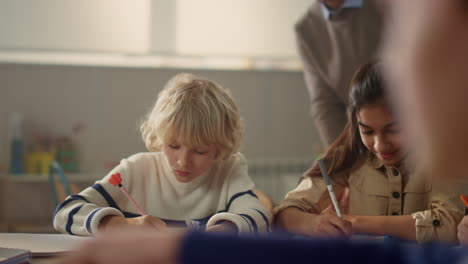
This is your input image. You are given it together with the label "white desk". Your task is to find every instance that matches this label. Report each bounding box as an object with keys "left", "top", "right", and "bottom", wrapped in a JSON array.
[{"left": 0, "top": 233, "right": 90, "bottom": 263}]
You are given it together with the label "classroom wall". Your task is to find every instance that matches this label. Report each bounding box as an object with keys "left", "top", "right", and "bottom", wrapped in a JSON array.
[
  {"left": 175, "top": 0, "right": 310, "bottom": 57},
  {"left": 0, "top": 0, "right": 152, "bottom": 53},
  {"left": 0, "top": 0, "right": 310, "bottom": 56}
]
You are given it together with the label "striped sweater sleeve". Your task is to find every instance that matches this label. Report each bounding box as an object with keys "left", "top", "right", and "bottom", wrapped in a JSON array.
[
  {"left": 206, "top": 154, "right": 272, "bottom": 234},
  {"left": 53, "top": 161, "right": 133, "bottom": 236}
]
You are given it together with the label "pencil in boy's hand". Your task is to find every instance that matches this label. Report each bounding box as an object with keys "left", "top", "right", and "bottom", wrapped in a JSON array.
[
  {"left": 460, "top": 195, "right": 468, "bottom": 215},
  {"left": 460, "top": 195, "right": 468, "bottom": 207},
  {"left": 109, "top": 173, "right": 146, "bottom": 216},
  {"left": 318, "top": 159, "right": 342, "bottom": 218}
]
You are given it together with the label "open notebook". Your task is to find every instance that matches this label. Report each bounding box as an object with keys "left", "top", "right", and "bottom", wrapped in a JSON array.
[
  {"left": 0, "top": 247, "right": 31, "bottom": 264},
  {"left": 0, "top": 233, "right": 90, "bottom": 257}
]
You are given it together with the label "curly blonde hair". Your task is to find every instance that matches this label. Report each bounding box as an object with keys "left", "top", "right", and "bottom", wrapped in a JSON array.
[{"left": 140, "top": 73, "right": 244, "bottom": 160}]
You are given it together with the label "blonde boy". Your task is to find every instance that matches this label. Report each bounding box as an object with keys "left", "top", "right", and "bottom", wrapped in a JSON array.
[{"left": 53, "top": 73, "right": 271, "bottom": 235}]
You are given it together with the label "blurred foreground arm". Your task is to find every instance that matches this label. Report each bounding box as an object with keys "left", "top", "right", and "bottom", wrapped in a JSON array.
[{"left": 61, "top": 229, "right": 467, "bottom": 264}]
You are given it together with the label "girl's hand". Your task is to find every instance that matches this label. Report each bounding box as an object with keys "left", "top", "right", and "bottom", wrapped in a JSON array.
[
  {"left": 307, "top": 210, "right": 353, "bottom": 238},
  {"left": 99, "top": 215, "right": 167, "bottom": 232},
  {"left": 310, "top": 187, "right": 352, "bottom": 238},
  {"left": 205, "top": 221, "right": 238, "bottom": 233}
]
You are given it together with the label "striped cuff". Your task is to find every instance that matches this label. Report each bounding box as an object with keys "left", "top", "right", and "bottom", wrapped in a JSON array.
[
  {"left": 85, "top": 207, "right": 124, "bottom": 235},
  {"left": 207, "top": 212, "right": 252, "bottom": 233}
]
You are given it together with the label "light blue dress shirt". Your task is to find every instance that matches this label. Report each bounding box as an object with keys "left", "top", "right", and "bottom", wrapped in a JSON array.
[{"left": 321, "top": 0, "right": 363, "bottom": 20}]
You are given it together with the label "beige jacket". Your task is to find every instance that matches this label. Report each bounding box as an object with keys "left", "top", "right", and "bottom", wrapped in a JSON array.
[
  {"left": 274, "top": 158, "right": 464, "bottom": 243},
  {"left": 296, "top": 0, "right": 383, "bottom": 145}
]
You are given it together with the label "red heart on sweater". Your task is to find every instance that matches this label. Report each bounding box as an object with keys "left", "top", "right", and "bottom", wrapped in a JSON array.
[{"left": 109, "top": 173, "right": 122, "bottom": 186}]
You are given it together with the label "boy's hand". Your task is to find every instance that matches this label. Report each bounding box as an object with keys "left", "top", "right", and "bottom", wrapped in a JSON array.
[
  {"left": 129, "top": 215, "right": 167, "bottom": 231},
  {"left": 205, "top": 221, "right": 238, "bottom": 233},
  {"left": 99, "top": 215, "right": 167, "bottom": 232}
]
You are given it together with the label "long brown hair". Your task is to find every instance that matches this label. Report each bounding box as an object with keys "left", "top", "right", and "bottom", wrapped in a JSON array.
[{"left": 307, "top": 61, "right": 387, "bottom": 182}]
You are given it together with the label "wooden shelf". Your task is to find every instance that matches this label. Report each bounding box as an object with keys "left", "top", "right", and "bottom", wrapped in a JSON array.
[
  {"left": 5, "top": 222, "right": 58, "bottom": 234},
  {"left": 0, "top": 172, "right": 98, "bottom": 234},
  {"left": 0, "top": 173, "right": 96, "bottom": 233},
  {"left": 0, "top": 223, "right": 8, "bottom": 233}
]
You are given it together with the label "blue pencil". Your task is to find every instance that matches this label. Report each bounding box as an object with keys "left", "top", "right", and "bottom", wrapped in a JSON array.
[{"left": 318, "top": 159, "right": 342, "bottom": 218}]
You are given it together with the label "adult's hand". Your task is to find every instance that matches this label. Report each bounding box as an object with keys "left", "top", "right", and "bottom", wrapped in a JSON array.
[{"left": 61, "top": 229, "right": 184, "bottom": 264}]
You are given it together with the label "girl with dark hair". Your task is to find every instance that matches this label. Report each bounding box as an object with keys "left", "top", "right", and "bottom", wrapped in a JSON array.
[{"left": 274, "top": 62, "right": 463, "bottom": 243}]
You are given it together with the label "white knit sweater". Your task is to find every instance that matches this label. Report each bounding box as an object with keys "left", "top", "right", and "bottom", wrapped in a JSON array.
[{"left": 53, "top": 152, "right": 271, "bottom": 236}]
